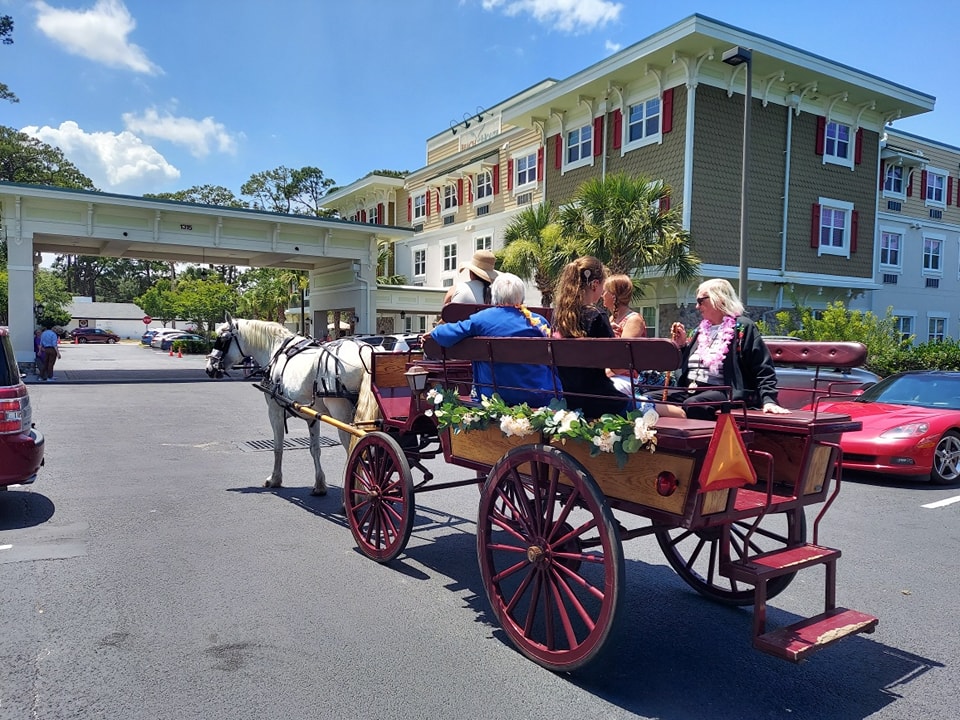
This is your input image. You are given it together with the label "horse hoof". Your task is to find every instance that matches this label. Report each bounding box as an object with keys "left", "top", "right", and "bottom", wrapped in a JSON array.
[
  {"left": 264, "top": 480, "right": 281, "bottom": 488},
  {"left": 310, "top": 487, "right": 327, "bottom": 496}
]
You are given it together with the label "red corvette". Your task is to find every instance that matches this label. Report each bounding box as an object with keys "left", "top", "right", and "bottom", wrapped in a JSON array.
[{"left": 811, "top": 370, "right": 960, "bottom": 485}]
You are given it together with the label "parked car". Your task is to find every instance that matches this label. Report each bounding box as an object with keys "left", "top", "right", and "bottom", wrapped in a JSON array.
[
  {"left": 763, "top": 336, "right": 880, "bottom": 409},
  {"left": 149, "top": 328, "right": 190, "bottom": 348},
  {"left": 141, "top": 329, "right": 159, "bottom": 345},
  {"left": 70, "top": 327, "right": 120, "bottom": 344},
  {"left": 159, "top": 333, "right": 204, "bottom": 351},
  {"left": 357, "top": 334, "right": 422, "bottom": 353},
  {"left": 812, "top": 370, "right": 960, "bottom": 485},
  {"left": 0, "top": 326, "right": 44, "bottom": 488}
]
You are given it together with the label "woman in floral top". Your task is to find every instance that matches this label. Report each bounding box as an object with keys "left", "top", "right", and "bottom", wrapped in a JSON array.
[{"left": 664, "top": 278, "right": 789, "bottom": 420}]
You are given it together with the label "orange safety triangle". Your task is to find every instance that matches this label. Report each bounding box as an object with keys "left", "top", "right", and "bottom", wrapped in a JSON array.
[{"left": 696, "top": 412, "right": 757, "bottom": 493}]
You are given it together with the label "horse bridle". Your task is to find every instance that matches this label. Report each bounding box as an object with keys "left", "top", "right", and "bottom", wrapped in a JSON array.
[{"left": 205, "top": 320, "right": 261, "bottom": 379}]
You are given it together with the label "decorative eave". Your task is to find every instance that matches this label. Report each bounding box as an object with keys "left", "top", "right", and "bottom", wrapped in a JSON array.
[
  {"left": 502, "top": 14, "right": 935, "bottom": 134},
  {"left": 320, "top": 175, "right": 406, "bottom": 213}
]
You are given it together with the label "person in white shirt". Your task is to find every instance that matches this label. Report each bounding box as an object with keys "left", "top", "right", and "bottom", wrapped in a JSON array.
[{"left": 442, "top": 250, "right": 499, "bottom": 306}]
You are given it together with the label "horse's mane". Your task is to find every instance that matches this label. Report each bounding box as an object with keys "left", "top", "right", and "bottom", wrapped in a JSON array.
[{"left": 235, "top": 318, "right": 294, "bottom": 353}]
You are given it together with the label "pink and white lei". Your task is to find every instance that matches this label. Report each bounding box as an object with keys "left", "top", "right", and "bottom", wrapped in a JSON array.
[{"left": 695, "top": 315, "right": 737, "bottom": 375}]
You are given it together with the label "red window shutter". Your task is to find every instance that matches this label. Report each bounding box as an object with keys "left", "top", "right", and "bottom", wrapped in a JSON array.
[
  {"left": 850, "top": 210, "right": 859, "bottom": 253},
  {"left": 536, "top": 147, "right": 544, "bottom": 181},
  {"left": 407, "top": 197, "right": 412, "bottom": 221},
  {"left": 662, "top": 88, "right": 674, "bottom": 134},
  {"left": 467, "top": 177, "right": 473, "bottom": 203},
  {"left": 660, "top": 196, "right": 670, "bottom": 213},
  {"left": 815, "top": 117, "right": 826, "bottom": 156},
  {"left": 613, "top": 109, "right": 622, "bottom": 149},
  {"left": 361, "top": 209, "right": 366, "bottom": 223},
  {"left": 492, "top": 165, "right": 500, "bottom": 195},
  {"left": 593, "top": 115, "right": 603, "bottom": 157},
  {"left": 426, "top": 190, "right": 431, "bottom": 216},
  {"left": 948, "top": 176, "right": 954, "bottom": 206},
  {"left": 457, "top": 179, "right": 463, "bottom": 205},
  {"left": 921, "top": 170, "right": 928, "bottom": 200},
  {"left": 507, "top": 159, "right": 514, "bottom": 192},
  {"left": 854, "top": 128, "right": 863, "bottom": 165},
  {"left": 377, "top": 203, "right": 384, "bottom": 224},
  {"left": 436, "top": 192, "right": 441, "bottom": 215},
  {"left": 907, "top": 172, "right": 913, "bottom": 197},
  {"left": 879, "top": 162, "right": 885, "bottom": 191},
  {"left": 810, "top": 204, "right": 821, "bottom": 248},
  {"left": 554, "top": 134, "right": 562, "bottom": 170}
]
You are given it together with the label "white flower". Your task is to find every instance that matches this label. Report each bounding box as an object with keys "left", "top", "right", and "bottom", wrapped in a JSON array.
[
  {"left": 552, "top": 409, "right": 580, "bottom": 434},
  {"left": 481, "top": 397, "right": 492, "bottom": 408},
  {"left": 425, "top": 409, "right": 434, "bottom": 417},
  {"left": 462, "top": 412, "right": 476, "bottom": 425},
  {"left": 591, "top": 431, "right": 620, "bottom": 453},
  {"left": 633, "top": 417, "right": 658, "bottom": 445},
  {"left": 500, "top": 415, "right": 533, "bottom": 437}
]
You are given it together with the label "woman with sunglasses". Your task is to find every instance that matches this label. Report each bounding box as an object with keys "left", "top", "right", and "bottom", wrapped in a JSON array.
[{"left": 664, "top": 278, "right": 788, "bottom": 420}]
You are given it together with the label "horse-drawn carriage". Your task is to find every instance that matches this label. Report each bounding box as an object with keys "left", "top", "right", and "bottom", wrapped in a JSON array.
[{"left": 206, "top": 310, "right": 878, "bottom": 673}]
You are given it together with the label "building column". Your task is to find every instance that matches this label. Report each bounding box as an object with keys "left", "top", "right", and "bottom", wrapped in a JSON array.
[{"left": 6, "top": 232, "right": 36, "bottom": 365}]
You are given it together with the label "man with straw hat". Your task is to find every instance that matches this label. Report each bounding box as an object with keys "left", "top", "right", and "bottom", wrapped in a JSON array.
[{"left": 443, "top": 249, "right": 499, "bottom": 305}]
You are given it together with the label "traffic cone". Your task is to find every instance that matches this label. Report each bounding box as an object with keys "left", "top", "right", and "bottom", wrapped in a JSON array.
[
  {"left": 73, "top": 335, "right": 78, "bottom": 344},
  {"left": 169, "top": 347, "right": 174, "bottom": 356},
  {"left": 177, "top": 349, "right": 183, "bottom": 358}
]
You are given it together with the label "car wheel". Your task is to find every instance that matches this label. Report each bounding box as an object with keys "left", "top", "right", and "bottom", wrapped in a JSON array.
[
  {"left": 78, "top": 337, "right": 87, "bottom": 344},
  {"left": 931, "top": 430, "right": 960, "bottom": 485},
  {"left": 108, "top": 338, "right": 117, "bottom": 344}
]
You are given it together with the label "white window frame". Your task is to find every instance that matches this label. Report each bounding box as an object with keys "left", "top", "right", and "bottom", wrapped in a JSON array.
[
  {"left": 413, "top": 192, "right": 426, "bottom": 221},
  {"left": 823, "top": 120, "right": 853, "bottom": 169},
  {"left": 882, "top": 165, "right": 905, "bottom": 198},
  {"left": 928, "top": 315, "right": 947, "bottom": 342},
  {"left": 442, "top": 184, "right": 458, "bottom": 215},
  {"left": 442, "top": 242, "right": 458, "bottom": 272},
  {"left": 475, "top": 171, "right": 493, "bottom": 202},
  {"left": 564, "top": 119, "right": 593, "bottom": 172},
  {"left": 412, "top": 246, "right": 426, "bottom": 277},
  {"left": 622, "top": 93, "right": 662, "bottom": 152},
  {"left": 817, "top": 197, "right": 854, "bottom": 258},
  {"left": 895, "top": 314, "right": 915, "bottom": 344},
  {"left": 922, "top": 233, "right": 944, "bottom": 276},
  {"left": 514, "top": 150, "right": 538, "bottom": 189},
  {"left": 367, "top": 205, "right": 380, "bottom": 225},
  {"left": 879, "top": 228, "right": 903, "bottom": 270},
  {"left": 925, "top": 166, "right": 948, "bottom": 207},
  {"left": 474, "top": 234, "right": 492, "bottom": 252}
]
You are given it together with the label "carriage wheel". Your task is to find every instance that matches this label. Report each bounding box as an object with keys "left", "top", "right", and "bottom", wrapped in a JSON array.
[
  {"left": 477, "top": 444, "right": 624, "bottom": 673},
  {"left": 655, "top": 508, "right": 807, "bottom": 606},
  {"left": 344, "top": 431, "right": 414, "bottom": 563}
]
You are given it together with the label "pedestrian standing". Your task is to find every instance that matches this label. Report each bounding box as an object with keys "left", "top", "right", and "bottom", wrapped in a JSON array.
[{"left": 38, "top": 324, "right": 61, "bottom": 381}]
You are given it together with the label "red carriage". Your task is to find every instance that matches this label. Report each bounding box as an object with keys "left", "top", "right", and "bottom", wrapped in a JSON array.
[{"left": 288, "top": 306, "right": 878, "bottom": 673}]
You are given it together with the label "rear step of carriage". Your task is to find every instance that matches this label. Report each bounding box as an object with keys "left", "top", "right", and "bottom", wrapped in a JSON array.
[{"left": 723, "top": 542, "right": 878, "bottom": 662}]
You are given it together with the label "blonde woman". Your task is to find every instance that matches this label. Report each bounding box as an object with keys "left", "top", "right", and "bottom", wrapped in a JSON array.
[
  {"left": 552, "top": 257, "right": 629, "bottom": 418},
  {"left": 665, "top": 278, "right": 788, "bottom": 419}
]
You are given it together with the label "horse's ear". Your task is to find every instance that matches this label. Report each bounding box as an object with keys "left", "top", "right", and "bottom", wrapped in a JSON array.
[{"left": 225, "top": 312, "right": 234, "bottom": 328}]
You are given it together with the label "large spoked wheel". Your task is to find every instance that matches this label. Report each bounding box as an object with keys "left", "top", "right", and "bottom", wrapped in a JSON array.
[
  {"left": 344, "top": 431, "right": 414, "bottom": 563},
  {"left": 655, "top": 508, "right": 806, "bottom": 606},
  {"left": 477, "top": 444, "right": 624, "bottom": 673},
  {"left": 931, "top": 430, "right": 960, "bottom": 485}
]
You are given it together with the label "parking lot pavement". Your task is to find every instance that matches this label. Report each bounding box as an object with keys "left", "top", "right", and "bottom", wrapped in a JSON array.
[{"left": 23, "top": 341, "right": 238, "bottom": 384}]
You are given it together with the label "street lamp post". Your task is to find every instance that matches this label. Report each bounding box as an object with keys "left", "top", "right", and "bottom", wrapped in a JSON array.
[
  {"left": 722, "top": 45, "right": 753, "bottom": 307},
  {"left": 34, "top": 302, "right": 45, "bottom": 327}
]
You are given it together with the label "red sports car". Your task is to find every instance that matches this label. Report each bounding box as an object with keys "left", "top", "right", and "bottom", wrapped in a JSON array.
[{"left": 812, "top": 370, "right": 960, "bottom": 485}]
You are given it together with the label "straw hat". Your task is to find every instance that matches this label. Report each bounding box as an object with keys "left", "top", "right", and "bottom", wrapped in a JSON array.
[{"left": 462, "top": 249, "right": 499, "bottom": 283}]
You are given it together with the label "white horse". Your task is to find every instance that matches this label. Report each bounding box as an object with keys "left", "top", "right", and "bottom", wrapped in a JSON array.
[{"left": 205, "top": 315, "right": 377, "bottom": 495}]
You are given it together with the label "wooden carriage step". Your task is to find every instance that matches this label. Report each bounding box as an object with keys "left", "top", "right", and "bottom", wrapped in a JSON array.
[
  {"left": 754, "top": 608, "right": 878, "bottom": 662},
  {"left": 725, "top": 543, "right": 840, "bottom": 582}
]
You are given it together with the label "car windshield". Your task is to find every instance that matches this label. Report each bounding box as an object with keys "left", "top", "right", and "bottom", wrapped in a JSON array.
[{"left": 856, "top": 373, "right": 960, "bottom": 410}]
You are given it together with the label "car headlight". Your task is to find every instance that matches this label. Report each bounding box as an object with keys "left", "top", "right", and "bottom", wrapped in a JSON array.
[{"left": 880, "top": 422, "right": 930, "bottom": 438}]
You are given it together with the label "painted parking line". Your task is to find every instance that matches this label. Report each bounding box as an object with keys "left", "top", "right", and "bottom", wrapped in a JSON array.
[
  {"left": 922, "top": 495, "right": 960, "bottom": 509},
  {"left": 0, "top": 544, "right": 12, "bottom": 551}
]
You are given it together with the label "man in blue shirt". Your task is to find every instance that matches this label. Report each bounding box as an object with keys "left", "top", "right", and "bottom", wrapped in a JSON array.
[
  {"left": 430, "top": 273, "right": 559, "bottom": 406},
  {"left": 38, "top": 323, "right": 61, "bottom": 381}
]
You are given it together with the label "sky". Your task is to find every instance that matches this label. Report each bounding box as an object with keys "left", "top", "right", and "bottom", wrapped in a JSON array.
[{"left": 3, "top": 0, "right": 959, "bottom": 199}]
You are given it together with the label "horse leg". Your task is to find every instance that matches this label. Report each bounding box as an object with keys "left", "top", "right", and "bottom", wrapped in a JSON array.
[
  {"left": 308, "top": 420, "right": 327, "bottom": 496},
  {"left": 265, "top": 399, "right": 286, "bottom": 488}
]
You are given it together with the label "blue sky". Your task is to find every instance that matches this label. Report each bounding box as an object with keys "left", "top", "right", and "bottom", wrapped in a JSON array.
[{"left": 3, "top": 0, "right": 959, "bottom": 198}]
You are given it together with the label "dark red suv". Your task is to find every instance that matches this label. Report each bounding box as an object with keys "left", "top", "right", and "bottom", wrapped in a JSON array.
[{"left": 0, "top": 327, "right": 44, "bottom": 488}]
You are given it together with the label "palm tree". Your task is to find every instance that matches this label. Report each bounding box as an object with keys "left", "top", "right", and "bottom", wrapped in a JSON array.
[
  {"left": 558, "top": 173, "right": 700, "bottom": 284},
  {"left": 498, "top": 201, "right": 581, "bottom": 306},
  {"left": 376, "top": 240, "right": 407, "bottom": 285}
]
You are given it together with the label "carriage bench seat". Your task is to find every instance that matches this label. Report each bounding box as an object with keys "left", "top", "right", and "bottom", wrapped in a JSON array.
[{"left": 369, "top": 351, "right": 425, "bottom": 424}]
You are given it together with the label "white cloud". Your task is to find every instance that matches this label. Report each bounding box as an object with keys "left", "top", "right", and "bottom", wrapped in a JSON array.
[
  {"left": 481, "top": 0, "right": 622, "bottom": 33},
  {"left": 21, "top": 120, "right": 179, "bottom": 192},
  {"left": 122, "top": 108, "right": 239, "bottom": 158},
  {"left": 605, "top": 39, "right": 621, "bottom": 53},
  {"left": 33, "top": 0, "right": 162, "bottom": 74}
]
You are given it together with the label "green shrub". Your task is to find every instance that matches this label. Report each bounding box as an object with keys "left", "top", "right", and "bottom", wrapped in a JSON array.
[{"left": 172, "top": 338, "right": 211, "bottom": 354}]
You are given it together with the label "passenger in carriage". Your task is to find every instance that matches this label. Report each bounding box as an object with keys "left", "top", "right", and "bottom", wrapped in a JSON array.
[
  {"left": 442, "top": 249, "right": 498, "bottom": 306},
  {"left": 552, "top": 257, "right": 631, "bottom": 419},
  {"left": 663, "top": 278, "right": 789, "bottom": 420},
  {"left": 429, "top": 273, "right": 559, "bottom": 407}
]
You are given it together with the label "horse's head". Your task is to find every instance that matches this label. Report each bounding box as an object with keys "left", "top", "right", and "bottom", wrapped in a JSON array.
[{"left": 205, "top": 316, "right": 261, "bottom": 379}]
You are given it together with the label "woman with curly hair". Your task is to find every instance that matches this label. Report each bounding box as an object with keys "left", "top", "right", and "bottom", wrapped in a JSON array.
[{"left": 552, "top": 257, "right": 630, "bottom": 418}]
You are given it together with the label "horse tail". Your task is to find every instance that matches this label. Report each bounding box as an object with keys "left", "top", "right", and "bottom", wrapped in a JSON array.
[{"left": 349, "top": 367, "right": 380, "bottom": 455}]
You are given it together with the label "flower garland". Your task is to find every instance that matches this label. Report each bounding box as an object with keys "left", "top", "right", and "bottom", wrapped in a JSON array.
[
  {"left": 425, "top": 386, "right": 659, "bottom": 468},
  {"left": 515, "top": 304, "right": 550, "bottom": 337},
  {"left": 695, "top": 314, "right": 737, "bottom": 375}
]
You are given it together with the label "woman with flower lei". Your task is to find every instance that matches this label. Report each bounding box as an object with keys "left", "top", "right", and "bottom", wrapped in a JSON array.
[
  {"left": 663, "top": 278, "right": 789, "bottom": 420},
  {"left": 429, "top": 272, "right": 559, "bottom": 407}
]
